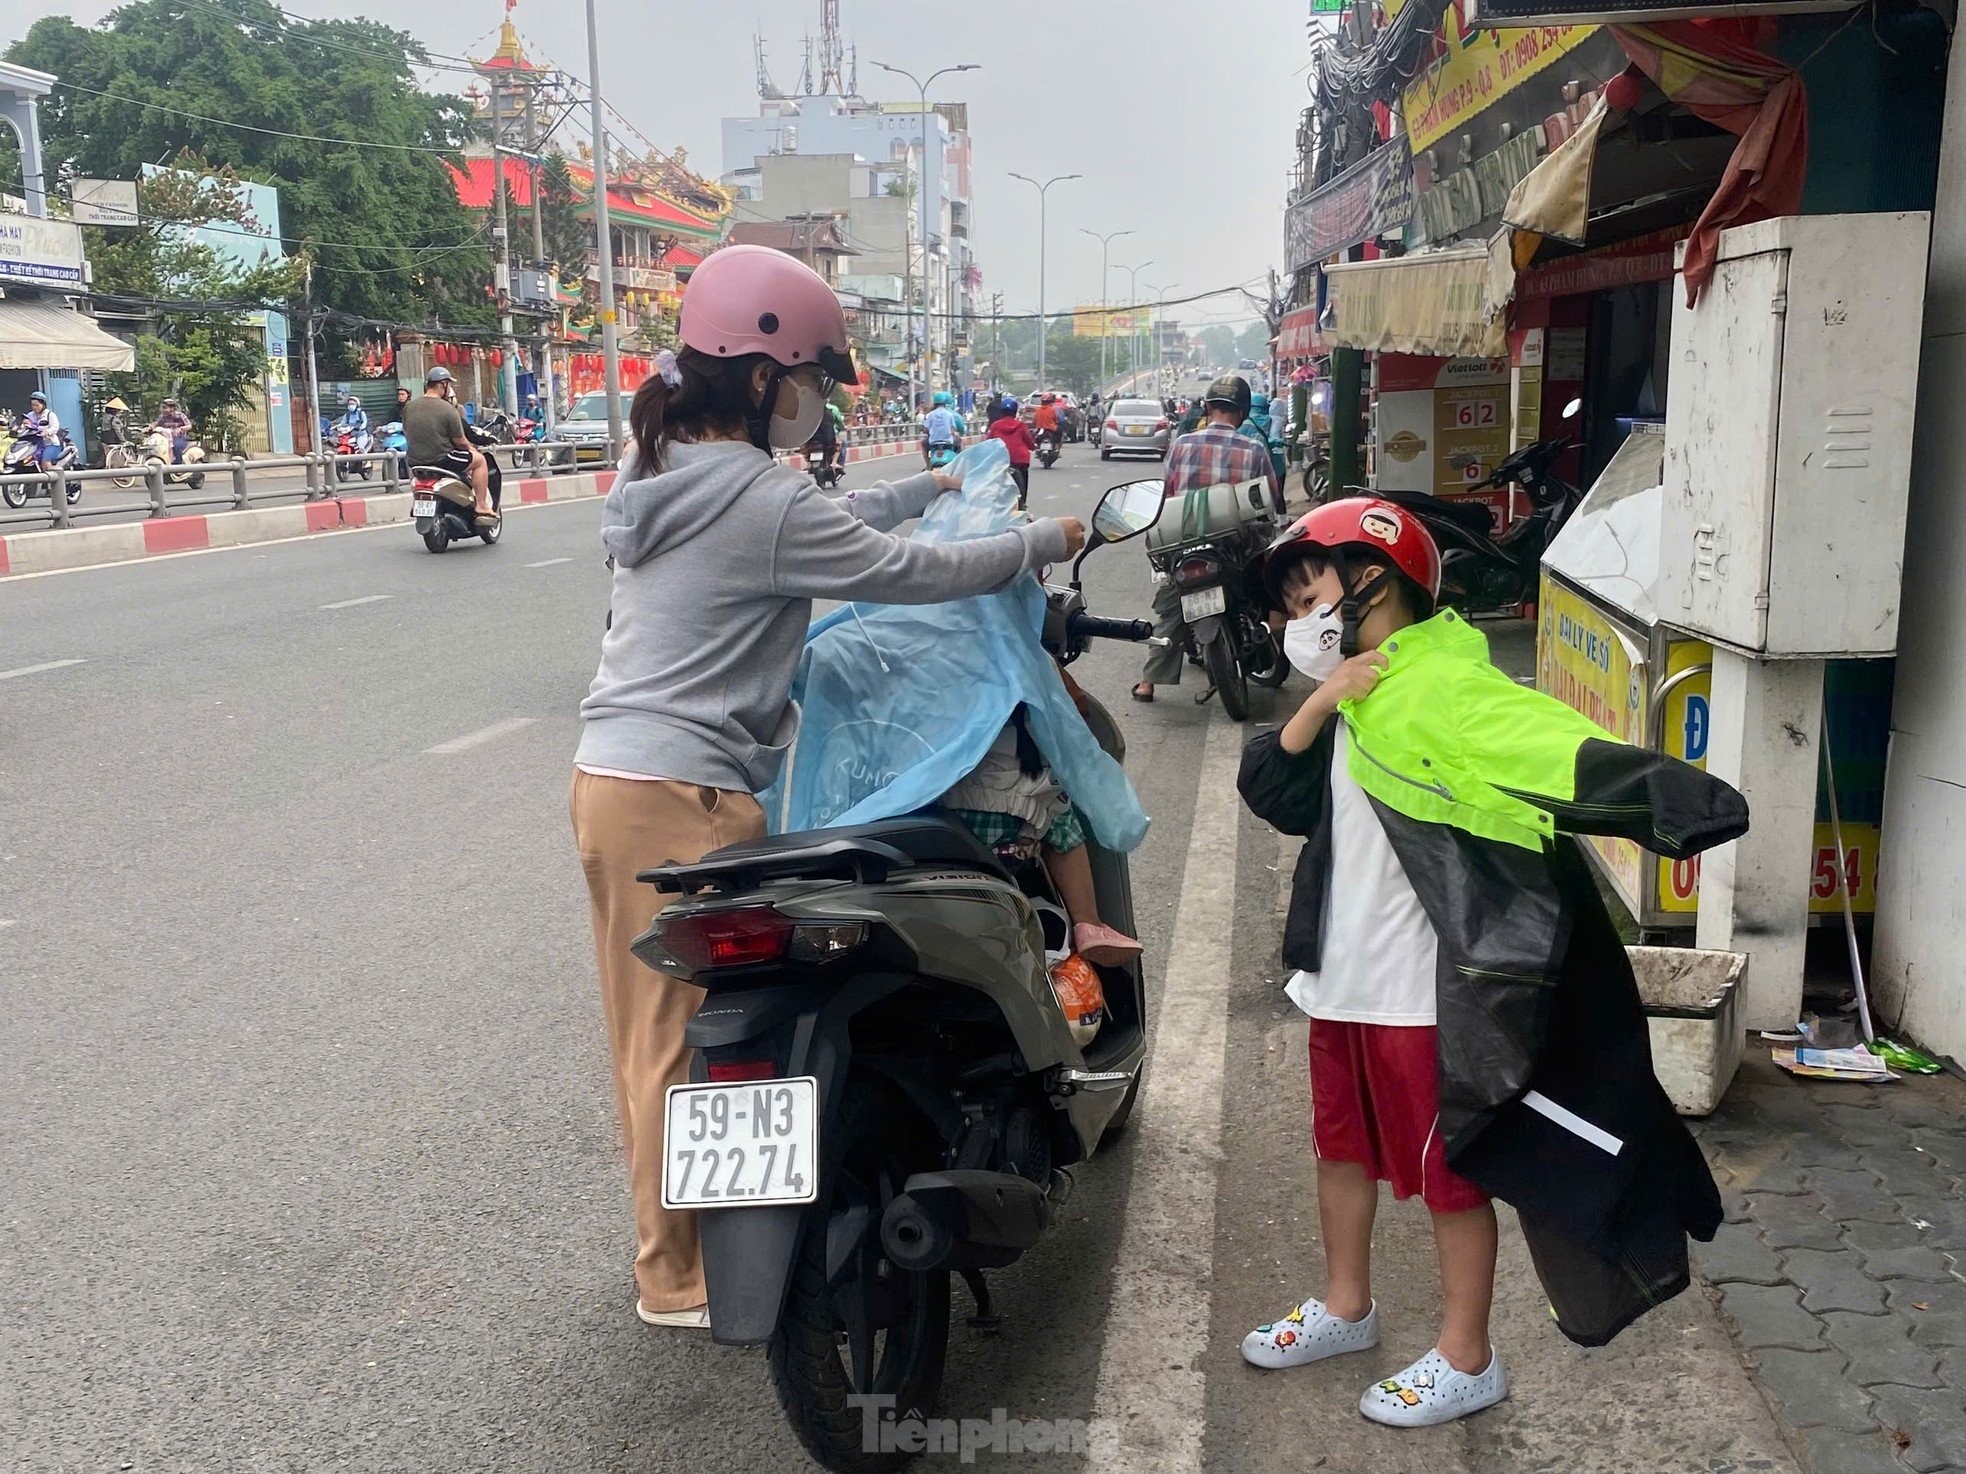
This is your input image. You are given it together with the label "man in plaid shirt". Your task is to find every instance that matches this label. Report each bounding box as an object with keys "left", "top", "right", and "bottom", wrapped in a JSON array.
[{"left": 1133, "top": 376, "right": 1281, "bottom": 701}]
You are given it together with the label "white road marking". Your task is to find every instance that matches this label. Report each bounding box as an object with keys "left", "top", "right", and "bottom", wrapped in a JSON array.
[
  {"left": 1088, "top": 716, "right": 1244, "bottom": 1473},
  {"left": 424, "top": 717, "right": 537, "bottom": 754},
  {"left": 0, "top": 658, "right": 86, "bottom": 682},
  {"left": 319, "top": 594, "right": 392, "bottom": 610},
  {"left": 524, "top": 556, "right": 572, "bottom": 568}
]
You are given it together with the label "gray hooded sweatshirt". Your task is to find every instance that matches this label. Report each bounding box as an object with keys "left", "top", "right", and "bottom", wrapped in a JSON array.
[{"left": 576, "top": 440, "right": 1071, "bottom": 794}]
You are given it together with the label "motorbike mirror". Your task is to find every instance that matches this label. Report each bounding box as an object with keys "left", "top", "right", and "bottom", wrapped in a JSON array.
[
  {"left": 1562, "top": 397, "right": 1583, "bottom": 420},
  {"left": 1090, "top": 479, "right": 1166, "bottom": 546}
]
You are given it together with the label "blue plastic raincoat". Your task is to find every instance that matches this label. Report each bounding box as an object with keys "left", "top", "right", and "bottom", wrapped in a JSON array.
[{"left": 763, "top": 440, "right": 1150, "bottom": 852}]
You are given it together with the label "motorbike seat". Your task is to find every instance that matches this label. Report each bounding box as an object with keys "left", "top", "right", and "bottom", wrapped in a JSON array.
[{"left": 642, "top": 812, "right": 1011, "bottom": 893}]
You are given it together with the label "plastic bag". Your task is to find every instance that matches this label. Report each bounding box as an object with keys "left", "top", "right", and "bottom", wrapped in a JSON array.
[{"left": 762, "top": 439, "right": 1149, "bottom": 852}]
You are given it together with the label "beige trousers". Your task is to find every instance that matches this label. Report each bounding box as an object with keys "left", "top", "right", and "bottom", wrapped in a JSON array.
[{"left": 570, "top": 770, "right": 766, "bottom": 1311}]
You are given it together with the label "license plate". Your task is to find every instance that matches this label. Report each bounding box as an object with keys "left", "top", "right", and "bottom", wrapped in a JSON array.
[
  {"left": 663, "top": 1076, "right": 819, "bottom": 1209},
  {"left": 412, "top": 496, "right": 437, "bottom": 517},
  {"left": 1182, "top": 586, "right": 1228, "bottom": 620},
  {"left": 1124, "top": 423, "right": 1150, "bottom": 435}
]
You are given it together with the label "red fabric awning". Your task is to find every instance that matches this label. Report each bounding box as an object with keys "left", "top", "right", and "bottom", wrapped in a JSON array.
[{"left": 1278, "top": 306, "right": 1323, "bottom": 359}]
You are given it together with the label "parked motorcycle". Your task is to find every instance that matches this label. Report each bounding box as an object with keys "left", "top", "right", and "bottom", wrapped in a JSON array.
[
  {"left": 332, "top": 424, "right": 375, "bottom": 482},
  {"left": 1357, "top": 399, "right": 1584, "bottom": 617},
  {"left": 638, "top": 480, "right": 1164, "bottom": 1474},
  {"left": 139, "top": 427, "right": 207, "bottom": 491},
  {"left": 1, "top": 427, "right": 82, "bottom": 509},
  {"left": 1144, "top": 476, "right": 1287, "bottom": 721}
]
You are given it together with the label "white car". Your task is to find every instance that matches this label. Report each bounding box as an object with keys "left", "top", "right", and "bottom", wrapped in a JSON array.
[{"left": 549, "top": 391, "right": 618, "bottom": 463}]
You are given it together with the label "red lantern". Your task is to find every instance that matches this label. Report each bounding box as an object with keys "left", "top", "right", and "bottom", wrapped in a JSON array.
[{"left": 491, "top": 349, "right": 504, "bottom": 367}]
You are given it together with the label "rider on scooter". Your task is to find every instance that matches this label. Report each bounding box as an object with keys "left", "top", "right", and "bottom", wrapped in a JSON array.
[
  {"left": 920, "top": 389, "right": 961, "bottom": 470},
  {"left": 153, "top": 398, "right": 193, "bottom": 463},
  {"left": 335, "top": 394, "right": 370, "bottom": 448},
  {"left": 22, "top": 391, "right": 61, "bottom": 467}
]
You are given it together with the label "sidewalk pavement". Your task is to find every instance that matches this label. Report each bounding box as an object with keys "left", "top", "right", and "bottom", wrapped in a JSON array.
[{"left": 1692, "top": 1054, "right": 1966, "bottom": 1474}]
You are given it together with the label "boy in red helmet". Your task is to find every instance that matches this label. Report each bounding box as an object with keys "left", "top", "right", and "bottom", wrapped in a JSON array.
[{"left": 1236, "top": 499, "right": 1747, "bottom": 1428}]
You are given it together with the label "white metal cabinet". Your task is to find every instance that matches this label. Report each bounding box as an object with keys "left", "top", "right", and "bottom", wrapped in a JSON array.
[{"left": 1659, "top": 213, "right": 1930, "bottom": 657}]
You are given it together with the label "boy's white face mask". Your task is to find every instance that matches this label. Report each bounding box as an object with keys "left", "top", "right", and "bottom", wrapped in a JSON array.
[{"left": 1283, "top": 604, "right": 1345, "bottom": 683}]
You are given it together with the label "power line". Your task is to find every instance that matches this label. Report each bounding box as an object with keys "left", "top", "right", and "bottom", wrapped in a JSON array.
[
  {"left": 170, "top": 0, "right": 489, "bottom": 75},
  {"left": 52, "top": 78, "right": 472, "bottom": 158}
]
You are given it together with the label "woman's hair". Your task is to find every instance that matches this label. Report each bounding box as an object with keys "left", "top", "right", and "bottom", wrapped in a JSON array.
[
  {"left": 629, "top": 346, "right": 771, "bottom": 469},
  {"left": 1275, "top": 541, "right": 1435, "bottom": 622}
]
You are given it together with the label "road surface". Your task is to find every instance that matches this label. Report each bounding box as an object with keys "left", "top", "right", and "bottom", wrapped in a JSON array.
[{"left": 0, "top": 441, "right": 1793, "bottom": 1473}]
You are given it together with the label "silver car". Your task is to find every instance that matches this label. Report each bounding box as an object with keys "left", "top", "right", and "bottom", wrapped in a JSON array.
[
  {"left": 1099, "top": 397, "right": 1170, "bottom": 461},
  {"left": 550, "top": 391, "right": 617, "bottom": 463}
]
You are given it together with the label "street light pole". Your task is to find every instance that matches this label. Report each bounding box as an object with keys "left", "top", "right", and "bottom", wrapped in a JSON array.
[
  {"left": 584, "top": 0, "right": 623, "bottom": 464},
  {"left": 1145, "top": 281, "right": 1179, "bottom": 397},
  {"left": 875, "top": 61, "right": 979, "bottom": 408},
  {"left": 1116, "top": 259, "right": 1153, "bottom": 386},
  {"left": 1009, "top": 170, "right": 1080, "bottom": 392},
  {"left": 1079, "top": 227, "right": 1132, "bottom": 392}
]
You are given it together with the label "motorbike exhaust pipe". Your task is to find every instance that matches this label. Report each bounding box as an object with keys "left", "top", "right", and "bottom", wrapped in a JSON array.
[
  {"left": 881, "top": 1193, "right": 960, "bottom": 1272},
  {"left": 879, "top": 1170, "right": 1051, "bottom": 1273}
]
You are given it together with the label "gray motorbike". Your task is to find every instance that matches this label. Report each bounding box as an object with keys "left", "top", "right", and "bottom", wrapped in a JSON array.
[{"left": 634, "top": 479, "right": 1168, "bottom": 1474}]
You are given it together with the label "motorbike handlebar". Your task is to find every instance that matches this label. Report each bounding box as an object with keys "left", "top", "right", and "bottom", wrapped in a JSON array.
[{"left": 1069, "top": 613, "right": 1154, "bottom": 644}]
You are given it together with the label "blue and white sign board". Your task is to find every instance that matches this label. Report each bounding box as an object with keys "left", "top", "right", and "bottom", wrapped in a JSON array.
[{"left": 0, "top": 216, "right": 84, "bottom": 287}]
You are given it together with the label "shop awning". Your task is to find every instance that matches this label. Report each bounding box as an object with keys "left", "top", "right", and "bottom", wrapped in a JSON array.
[
  {"left": 1278, "top": 306, "right": 1323, "bottom": 359},
  {"left": 0, "top": 297, "right": 135, "bottom": 371},
  {"left": 1321, "top": 244, "right": 1503, "bottom": 359}
]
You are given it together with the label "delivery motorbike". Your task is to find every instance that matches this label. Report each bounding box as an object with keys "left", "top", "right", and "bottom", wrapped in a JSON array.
[
  {"left": 1144, "top": 476, "right": 1287, "bottom": 722},
  {"left": 639, "top": 479, "right": 1166, "bottom": 1474},
  {"left": 1, "top": 427, "right": 82, "bottom": 508}
]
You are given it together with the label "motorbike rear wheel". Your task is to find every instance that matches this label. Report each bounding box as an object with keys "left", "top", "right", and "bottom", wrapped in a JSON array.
[
  {"left": 1203, "top": 631, "right": 1250, "bottom": 722},
  {"left": 1, "top": 482, "right": 25, "bottom": 510},
  {"left": 187, "top": 472, "right": 205, "bottom": 492},
  {"left": 64, "top": 480, "right": 82, "bottom": 506},
  {"left": 770, "top": 1082, "right": 950, "bottom": 1474},
  {"left": 423, "top": 526, "right": 450, "bottom": 554}
]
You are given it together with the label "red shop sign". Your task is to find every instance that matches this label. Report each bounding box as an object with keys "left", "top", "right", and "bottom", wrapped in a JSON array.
[{"left": 1517, "top": 225, "right": 1693, "bottom": 303}]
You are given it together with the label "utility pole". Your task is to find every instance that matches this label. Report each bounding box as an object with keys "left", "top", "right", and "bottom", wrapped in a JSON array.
[
  {"left": 489, "top": 76, "right": 518, "bottom": 416},
  {"left": 1080, "top": 227, "right": 1132, "bottom": 391},
  {"left": 303, "top": 255, "right": 323, "bottom": 456},
  {"left": 1010, "top": 170, "right": 1080, "bottom": 392},
  {"left": 876, "top": 61, "right": 981, "bottom": 404},
  {"left": 989, "top": 290, "right": 1002, "bottom": 393},
  {"left": 526, "top": 86, "right": 555, "bottom": 434},
  {"left": 585, "top": 0, "right": 623, "bottom": 463}
]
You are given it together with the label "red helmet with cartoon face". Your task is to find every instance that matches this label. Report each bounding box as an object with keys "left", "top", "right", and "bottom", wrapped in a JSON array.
[{"left": 1262, "top": 497, "right": 1443, "bottom": 605}]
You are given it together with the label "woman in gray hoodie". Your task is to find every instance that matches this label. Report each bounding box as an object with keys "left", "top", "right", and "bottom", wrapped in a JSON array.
[{"left": 570, "top": 245, "right": 1084, "bottom": 1329}]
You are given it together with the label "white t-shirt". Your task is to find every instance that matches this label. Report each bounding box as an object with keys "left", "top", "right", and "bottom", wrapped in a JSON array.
[{"left": 1284, "top": 719, "right": 1441, "bottom": 1026}]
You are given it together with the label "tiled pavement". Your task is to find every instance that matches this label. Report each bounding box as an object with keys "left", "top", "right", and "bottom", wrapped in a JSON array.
[{"left": 1693, "top": 1051, "right": 1966, "bottom": 1473}]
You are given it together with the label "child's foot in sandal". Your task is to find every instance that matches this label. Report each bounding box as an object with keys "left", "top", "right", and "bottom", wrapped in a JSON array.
[
  {"left": 1074, "top": 922, "right": 1141, "bottom": 966},
  {"left": 1358, "top": 1347, "right": 1507, "bottom": 1427},
  {"left": 1240, "top": 1297, "right": 1378, "bottom": 1369}
]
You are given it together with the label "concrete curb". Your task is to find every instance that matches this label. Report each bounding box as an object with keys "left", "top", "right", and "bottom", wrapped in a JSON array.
[
  {"left": 0, "top": 446, "right": 922, "bottom": 579},
  {"left": 0, "top": 469, "right": 620, "bottom": 579}
]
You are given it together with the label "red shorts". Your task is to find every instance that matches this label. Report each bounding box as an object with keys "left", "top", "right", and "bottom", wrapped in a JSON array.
[{"left": 1308, "top": 1018, "right": 1488, "bottom": 1215}]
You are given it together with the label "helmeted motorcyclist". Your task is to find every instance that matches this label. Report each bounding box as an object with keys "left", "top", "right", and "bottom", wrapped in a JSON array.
[
  {"left": 153, "top": 397, "right": 193, "bottom": 463},
  {"left": 22, "top": 391, "right": 61, "bottom": 466},
  {"left": 920, "top": 388, "right": 962, "bottom": 470},
  {"left": 335, "top": 395, "right": 371, "bottom": 455}
]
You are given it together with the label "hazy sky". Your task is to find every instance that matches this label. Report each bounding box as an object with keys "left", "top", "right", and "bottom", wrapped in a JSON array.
[{"left": 5, "top": 0, "right": 1308, "bottom": 328}]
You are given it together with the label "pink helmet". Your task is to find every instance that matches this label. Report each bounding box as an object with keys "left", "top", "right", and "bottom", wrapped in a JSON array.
[{"left": 678, "top": 244, "right": 860, "bottom": 384}]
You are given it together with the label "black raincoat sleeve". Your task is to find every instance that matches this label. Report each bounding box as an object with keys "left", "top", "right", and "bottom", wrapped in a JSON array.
[{"left": 1237, "top": 724, "right": 1337, "bottom": 837}]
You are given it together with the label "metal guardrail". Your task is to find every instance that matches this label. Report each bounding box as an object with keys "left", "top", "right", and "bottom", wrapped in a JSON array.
[{"left": 0, "top": 439, "right": 591, "bottom": 531}]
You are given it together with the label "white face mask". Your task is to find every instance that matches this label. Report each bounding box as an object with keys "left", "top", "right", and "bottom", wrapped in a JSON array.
[
  {"left": 1283, "top": 603, "right": 1345, "bottom": 682},
  {"left": 769, "top": 375, "right": 829, "bottom": 451}
]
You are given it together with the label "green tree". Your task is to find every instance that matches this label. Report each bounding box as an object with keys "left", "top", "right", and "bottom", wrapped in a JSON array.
[
  {"left": 537, "top": 152, "right": 592, "bottom": 284},
  {"left": 10, "top": 0, "right": 493, "bottom": 328},
  {"left": 92, "top": 159, "right": 305, "bottom": 450},
  {"left": 1039, "top": 333, "right": 1107, "bottom": 397}
]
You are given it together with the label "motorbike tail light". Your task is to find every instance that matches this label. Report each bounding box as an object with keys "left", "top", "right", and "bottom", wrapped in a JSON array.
[
  {"left": 1177, "top": 555, "right": 1217, "bottom": 586},
  {"left": 634, "top": 907, "right": 867, "bottom": 975},
  {"left": 707, "top": 1058, "right": 779, "bottom": 1083}
]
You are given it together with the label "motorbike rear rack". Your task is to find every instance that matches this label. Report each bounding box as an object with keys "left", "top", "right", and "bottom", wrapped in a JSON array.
[{"left": 641, "top": 816, "right": 1012, "bottom": 894}]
